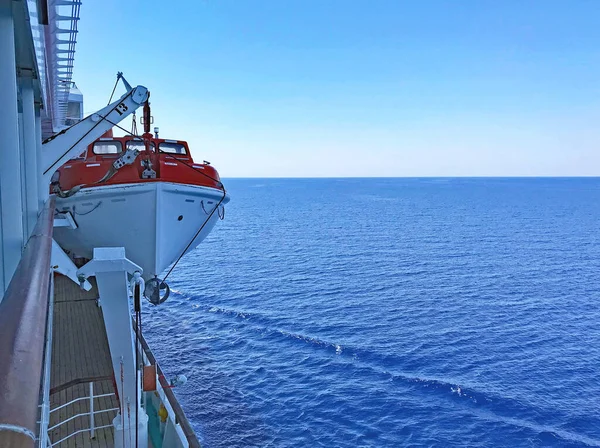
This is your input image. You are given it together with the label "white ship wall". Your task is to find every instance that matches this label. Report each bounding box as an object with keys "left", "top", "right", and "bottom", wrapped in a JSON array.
[{"left": 0, "top": 0, "right": 80, "bottom": 299}]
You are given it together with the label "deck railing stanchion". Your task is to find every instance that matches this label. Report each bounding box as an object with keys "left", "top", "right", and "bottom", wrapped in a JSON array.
[
  {"left": 46, "top": 378, "right": 118, "bottom": 446},
  {"left": 89, "top": 382, "right": 95, "bottom": 439}
]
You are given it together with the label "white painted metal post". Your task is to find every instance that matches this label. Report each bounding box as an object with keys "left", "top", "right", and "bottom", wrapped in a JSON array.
[
  {"left": 18, "top": 111, "right": 26, "bottom": 237},
  {"left": 21, "top": 75, "right": 40, "bottom": 237},
  {"left": 0, "top": 0, "right": 25, "bottom": 293},
  {"left": 36, "top": 106, "right": 47, "bottom": 209},
  {"left": 89, "top": 382, "right": 95, "bottom": 439},
  {"left": 77, "top": 248, "right": 148, "bottom": 448}
]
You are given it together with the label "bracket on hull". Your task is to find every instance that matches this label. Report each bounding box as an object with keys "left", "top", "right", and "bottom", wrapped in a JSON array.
[
  {"left": 77, "top": 247, "right": 148, "bottom": 448},
  {"left": 51, "top": 239, "right": 91, "bottom": 290},
  {"left": 53, "top": 211, "right": 77, "bottom": 229}
]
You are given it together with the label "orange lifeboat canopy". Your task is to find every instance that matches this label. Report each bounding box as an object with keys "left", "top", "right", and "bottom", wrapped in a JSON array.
[{"left": 54, "top": 136, "right": 222, "bottom": 192}]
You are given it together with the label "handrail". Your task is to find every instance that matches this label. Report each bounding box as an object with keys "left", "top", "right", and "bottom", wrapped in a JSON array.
[
  {"left": 135, "top": 326, "right": 201, "bottom": 448},
  {"left": 47, "top": 381, "right": 118, "bottom": 447},
  {"left": 49, "top": 375, "right": 113, "bottom": 396},
  {"left": 0, "top": 197, "right": 55, "bottom": 448}
]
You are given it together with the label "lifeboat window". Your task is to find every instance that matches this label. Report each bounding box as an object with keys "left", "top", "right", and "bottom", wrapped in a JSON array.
[
  {"left": 159, "top": 142, "right": 187, "bottom": 155},
  {"left": 93, "top": 141, "right": 122, "bottom": 155},
  {"left": 126, "top": 140, "right": 156, "bottom": 152}
]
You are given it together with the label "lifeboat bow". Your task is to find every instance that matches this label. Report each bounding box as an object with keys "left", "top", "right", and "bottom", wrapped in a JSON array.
[{"left": 52, "top": 94, "right": 229, "bottom": 280}]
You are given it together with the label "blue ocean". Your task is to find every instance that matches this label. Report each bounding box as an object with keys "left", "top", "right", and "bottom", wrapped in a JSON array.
[{"left": 143, "top": 178, "right": 600, "bottom": 447}]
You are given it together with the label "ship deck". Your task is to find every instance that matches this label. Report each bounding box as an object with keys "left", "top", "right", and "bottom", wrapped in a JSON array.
[{"left": 49, "top": 274, "right": 118, "bottom": 447}]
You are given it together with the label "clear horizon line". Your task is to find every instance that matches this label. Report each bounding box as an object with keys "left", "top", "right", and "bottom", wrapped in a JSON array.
[{"left": 221, "top": 175, "right": 600, "bottom": 179}]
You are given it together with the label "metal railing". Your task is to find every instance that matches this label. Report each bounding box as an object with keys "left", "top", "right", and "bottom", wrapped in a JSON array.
[
  {"left": 46, "top": 380, "right": 118, "bottom": 447},
  {"left": 38, "top": 272, "right": 55, "bottom": 448},
  {"left": 135, "top": 326, "right": 201, "bottom": 448},
  {"left": 0, "top": 197, "right": 55, "bottom": 448}
]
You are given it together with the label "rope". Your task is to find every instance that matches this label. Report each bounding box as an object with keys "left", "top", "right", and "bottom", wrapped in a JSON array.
[
  {"left": 96, "top": 112, "right": 229, "bottom": 285},
  {"left": 120, "top": 360, "right": 125, "bottom": 448},
  {"left": 107, "top": 76, "right": 120, "bottom": 105},
  {"left": 134, "top": 281, "right": 141, "bottom": 448},
  {"left": 163, "top": 153, "right": 222, "bottom": 185},
  {"left": 73, "top": 201, "right": 102, "bottom": 215},
  {"left": 139, "top": 313, "right": 143, "bottom": 383},
  {"left": 0, "top": 424, "right": 36, "bottom": 440},
  {"left": 131, "top": 112, "right": 138, "bottom": 136},
  {"left": 127, "top": 400, "right": 132, "bottom": 448},
  {"left": 43, "top": 88, "right": 137, "bottom": 176},
  {"left": 162, "top": 186, "right": 227, "bottom": 282},
  {"left": 153, "top": 147, "right": 228, "bottom": 282},
  {"left": 98, "top": 115, "right": 223, "bottom": 186},
  {"left": 57, "top": 104, "right": 228, "bottom": 285}
]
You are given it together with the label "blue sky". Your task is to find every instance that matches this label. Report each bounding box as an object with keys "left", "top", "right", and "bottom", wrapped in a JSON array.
[{"left": 74, "top": 0, "right": 600, "bottom": 177}]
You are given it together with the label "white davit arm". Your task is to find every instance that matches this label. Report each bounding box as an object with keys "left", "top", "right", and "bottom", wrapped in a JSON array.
[{"left": 41, "top": 85, "right": 149, "bottom": 186}]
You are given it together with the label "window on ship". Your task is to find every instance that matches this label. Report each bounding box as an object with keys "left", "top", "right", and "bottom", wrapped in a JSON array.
[
  {"left": 126, "top": 140, "right": 156, "bottom": 152},
  {"left": 159, "top": 142, "right": 187, "bottom": 155},
  {"left": 93, "top": 141, "right": 122, "bottom": 155}
]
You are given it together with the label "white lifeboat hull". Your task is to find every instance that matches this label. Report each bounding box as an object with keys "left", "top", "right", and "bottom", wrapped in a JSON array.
[{"left": 53, "top": 182, "right": 229, "bottom": 279}]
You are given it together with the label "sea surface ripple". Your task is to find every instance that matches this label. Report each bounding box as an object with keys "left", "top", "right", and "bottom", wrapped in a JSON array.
[{"left": 143, "top": 178, "right": 600, "bottom": 447}]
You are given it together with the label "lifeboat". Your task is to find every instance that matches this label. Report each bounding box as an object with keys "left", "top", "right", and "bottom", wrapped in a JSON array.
[{"left": 52, "top": 99, "right": 229, "bottom": 280}]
